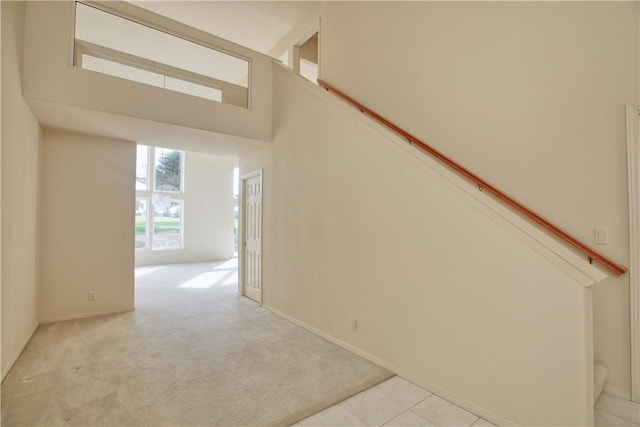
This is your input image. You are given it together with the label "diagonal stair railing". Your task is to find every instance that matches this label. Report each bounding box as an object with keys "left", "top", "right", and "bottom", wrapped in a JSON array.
[{"left": 318, "top": 79, "right": 627, "bottom": 277}]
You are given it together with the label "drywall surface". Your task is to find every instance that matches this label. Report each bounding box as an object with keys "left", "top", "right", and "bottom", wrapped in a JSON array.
[
  {"left": 1, "top": 0, "right": 3, "bottom": 382},
  {"left": 22, "top": 1, "right": 272, "bottom": 143},
  {"left": 1, "top": 1, "right": 41, "bottom": 380},
  {"left": 135, "top": 150, "right": 235, "bottom": 266},
  {"left": 240, "top": 65, "right": 599, "bottom": 426},
  {"left": 39, "top": 129, "right": 135, "bottom": 323},
  {"left": 25, "top": 98, "right": 267, "bottom": 158},
  {"left": 319, "top": 1, "right": 638, "bottom": 397}
]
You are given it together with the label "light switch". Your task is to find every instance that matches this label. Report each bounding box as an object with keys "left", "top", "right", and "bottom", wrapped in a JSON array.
[{"left": 595, "top": 228, "right": 609, "bottom": 245}]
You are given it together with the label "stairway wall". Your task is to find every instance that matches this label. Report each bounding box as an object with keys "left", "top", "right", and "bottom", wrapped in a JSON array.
[
  {"left": 240, "top": 64, "right": 603, "bottom": 426},
  {"left": 318, "top": 1, "right": 639, "bottom": 398}
]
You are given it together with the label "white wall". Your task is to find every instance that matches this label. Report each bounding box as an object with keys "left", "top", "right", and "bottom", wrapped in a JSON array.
[
  {"left": 241, "top": 65, "right": 603, "bottom": 426},
  {"left": 39, "top": 129, "right": 135, "bottom": 323},
  {"left": 1, "top": 0, "right": 3, "bottom": 382},
  {"left": 318, "top": 1, "right": 639, "bottom": 398},
  {"left": 1, "top": 1, "right": 42, "bottom": 380},
  {"left": 135, "top": 150, "right": 235, "bottom": 266}
]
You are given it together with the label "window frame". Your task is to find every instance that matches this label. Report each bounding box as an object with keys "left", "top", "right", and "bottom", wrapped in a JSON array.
[
  {"left": 135, "top": 197, "right": 150, "bottom": 250},
  {"left": 136, "top": 144, "right": 150, "bottom": 190},
  {"left": 136, "top": 145, "right": 185, "bottom": 252},
  {"left": 75, "top": 41, "right": 227, "bottom": 103},
  {"left": 72, "top": 1, "right": 251, "bottom": 107},
  {"left": 153, "top": 147, "right": 185, "bottom": 194},
  {"left": 151, "top": 198, "right": 185, "bottom": 251}
]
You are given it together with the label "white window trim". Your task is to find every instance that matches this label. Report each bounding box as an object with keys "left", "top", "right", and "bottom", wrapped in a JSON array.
[
  {"left": 153, "top": 146, "right": 185, "bottom": 194},
  {"left": 135, "top": 197, "right": 150, "bottom": 251},
  {"left": 151, "top": 198, "right": 185, "bottom": 251},
  {"left": 75, "top": 40, "right": 243, "bottom": 102},
  {"left": 72, "top": 2, "right": 250, "bottom": 107},
  {"left": 136, "top": 145, "right": 185, "bottom": 252}
]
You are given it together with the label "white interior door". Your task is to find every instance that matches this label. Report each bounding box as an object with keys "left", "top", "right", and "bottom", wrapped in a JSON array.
[{"left": 243, "top": 172, "right": 262, "bottom": 303}]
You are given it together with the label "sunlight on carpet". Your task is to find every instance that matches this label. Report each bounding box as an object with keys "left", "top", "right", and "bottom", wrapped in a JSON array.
[{"left": 1, "top": 261, "right": 392, "bottom": 426}]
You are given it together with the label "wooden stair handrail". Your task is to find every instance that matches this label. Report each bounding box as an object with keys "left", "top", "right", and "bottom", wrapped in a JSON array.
[{"left": 317, "top": 79, "right": 627, "bottom": 277}]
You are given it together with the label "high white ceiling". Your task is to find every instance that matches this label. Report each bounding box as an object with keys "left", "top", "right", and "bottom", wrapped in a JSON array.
[{"left": 130, "top": 1, "right": 320, "bottom": 56}]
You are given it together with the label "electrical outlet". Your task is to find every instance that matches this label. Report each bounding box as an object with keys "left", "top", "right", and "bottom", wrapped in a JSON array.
[
  {"left": 349, "top": 317, "right": 357, "bottom": 331},
  {"left": 88, "top": 291, "right": 96, "bottom": 302}
]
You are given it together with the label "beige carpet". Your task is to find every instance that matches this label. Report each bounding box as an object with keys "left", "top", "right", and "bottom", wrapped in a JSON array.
[{"left": 1, "top": 260, "right": 392, "bottom": 426}]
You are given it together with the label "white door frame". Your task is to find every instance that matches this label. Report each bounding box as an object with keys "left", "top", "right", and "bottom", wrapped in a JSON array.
[
  {"left": 627, "top": 105, "right": 640, "bottom": 402},
  {"left": 238, "top": 169, "right": 263, "bottom": 303}
]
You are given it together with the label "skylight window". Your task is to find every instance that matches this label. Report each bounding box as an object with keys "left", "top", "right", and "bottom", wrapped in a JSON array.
[{"left": 73, "top": 2, "right": 248, "bottom": 107}]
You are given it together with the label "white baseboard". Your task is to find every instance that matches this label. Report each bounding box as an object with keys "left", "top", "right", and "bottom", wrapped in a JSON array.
[
  {"left": 603, "top": 383, "right": 632, "bottom": 401},
  {"left": 1, "top": 320, "right": 39, "bottom": 382},
  {"left": 40, "top": 306, "right": 134, "bottom": 324},
  {"left": 263, "top": 304, "right": 516, "bottom": 427}
]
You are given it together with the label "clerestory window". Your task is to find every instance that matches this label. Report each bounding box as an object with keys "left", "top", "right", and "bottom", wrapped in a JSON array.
[{"left": 73, "top": 2, "right": 250, "bottom": 107}]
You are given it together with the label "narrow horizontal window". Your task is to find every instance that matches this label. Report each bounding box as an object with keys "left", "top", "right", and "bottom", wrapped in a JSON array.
[
  {"left": 74, "top": 2, "right": 247, "bottom": 107},
  {"left": 81, "top": 54, "right": 222, "bottom": 102},
  {"left": 164, "top": 76, "right": 222, "bottom": 102},
  {"left": 83, "top": 55, "right": 164, "bottom": 88}
]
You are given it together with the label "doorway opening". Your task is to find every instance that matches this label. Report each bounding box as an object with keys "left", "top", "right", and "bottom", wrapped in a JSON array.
[
  {"left": 298, "top": 32, "right": 318, "bottom": 84},
  {"left": 277, "top": 19, "right": 320, "bottom": 85}
]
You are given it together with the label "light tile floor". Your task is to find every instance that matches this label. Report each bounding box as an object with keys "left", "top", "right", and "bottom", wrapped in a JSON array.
[
  {"left": 294, "top": 376, "right": 640, "bottom": 426},
  {"left": 294, "top": 376, "right": 494, "bottom": 427},
  {"left": 596, "top": 393, "right": 640, "bottom": 427}
]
